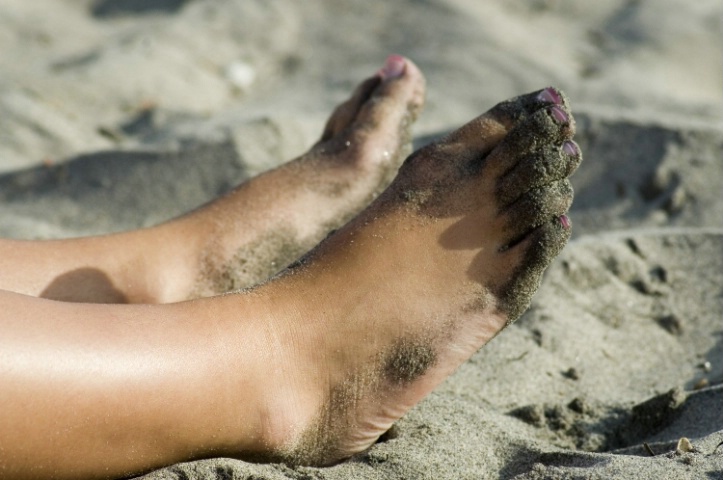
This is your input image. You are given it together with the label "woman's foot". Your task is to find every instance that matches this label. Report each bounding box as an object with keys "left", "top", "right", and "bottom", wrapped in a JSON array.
[
  {"left": 250, "top": 87, "right": 581, "bottom": 464},
  {"left": 0, "top": 55, "right": 425, "bottom": 303}
]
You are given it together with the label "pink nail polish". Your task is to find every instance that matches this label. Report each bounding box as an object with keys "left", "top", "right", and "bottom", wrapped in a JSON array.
[
  {"left": 559, "top": 215, "right": 571, "bottom": 229},
  {"left": 563, "top": 141, "right": 578, "bottom": 156},
  {"left": 537, "top": 87, "right": 562, "bottom": 105},
  {"left": 550, "top": 106, "right": 568, "bottom": 124},
  {"left": 380, "top": 54, "right": 406, "bottom": 79}
]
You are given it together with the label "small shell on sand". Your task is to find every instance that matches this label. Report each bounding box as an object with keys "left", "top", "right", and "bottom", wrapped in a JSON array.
[{"left": 676, "top": 437, "right": 694, "bottom": 453}]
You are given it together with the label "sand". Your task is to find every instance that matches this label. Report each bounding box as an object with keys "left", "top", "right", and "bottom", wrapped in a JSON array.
[{"left": 1, "top": 0, "right": 722, "bottom": 478}]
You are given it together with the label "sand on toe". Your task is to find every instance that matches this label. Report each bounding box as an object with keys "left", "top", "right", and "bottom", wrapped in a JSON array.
[{"left": 0, "top": 0, "right": 722, "bottom": 479}]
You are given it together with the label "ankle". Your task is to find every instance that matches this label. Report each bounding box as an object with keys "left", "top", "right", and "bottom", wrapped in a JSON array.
[
  {"left": 219, "top": 288, "right": 330, "bottom": 460},
  {"left": 133, "top": 221, "right": 206, "bottom": 303}
]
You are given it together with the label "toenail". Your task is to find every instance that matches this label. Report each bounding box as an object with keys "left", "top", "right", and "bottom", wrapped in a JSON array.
[
  {"left": 549, "top": 106, "right": 568, "bottom": 124},
  {"left": 380, "top": 54, "right": 406, "bottom": 80},
  {"left": 537, "top": 87, "right": 562, "bottom": 105},
  {"left": 563, "top": 141, "right": 579, "bottom": 156},
  {"left": 559, "top": 214, "right": 571, "bottom": 229}
]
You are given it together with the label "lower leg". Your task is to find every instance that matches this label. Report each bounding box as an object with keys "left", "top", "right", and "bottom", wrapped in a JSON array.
[
  {"left": 0, "top": 289, "right": 287, "bottom": 479},
  {"left": 0, "top": 55, "right": 425, "bottom": 304}
]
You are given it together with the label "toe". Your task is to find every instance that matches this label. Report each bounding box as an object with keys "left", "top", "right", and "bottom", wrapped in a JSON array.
[
  {"left": 480, "top": 99, "right": 576, "bottom": 183},
  {"left": 347, "top": 56, "right": 426, "bottom": 140},
  {"left": 320, "top": 75, "right": 382, "bottom": 142},
  {"left": 520, "top": 214, "right": 572, "bottom": 276},
  {"left": 497, "top": 215, "right": 572, "bottom": 322},
  {"left": 439, "top": 87, "right": 574, "bottom": 175},
  {"left": 317, "top": 56, "right": 426, "bottom": 168},
  {"left": 496, "top": 139, "right": 582, "bottom": 206},
  {"left": 500, "top": 179, "right": 574, "bottom": 250}
]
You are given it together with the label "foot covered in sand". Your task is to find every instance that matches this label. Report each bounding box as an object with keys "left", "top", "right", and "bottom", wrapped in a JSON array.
[{"left": 257, "top": 87, "right": 581, "bottom": 465}]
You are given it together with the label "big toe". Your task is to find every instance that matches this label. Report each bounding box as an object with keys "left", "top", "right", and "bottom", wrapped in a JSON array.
[
  {"left": 319, "top": 55, "right": 426, "bottom": 148},
  {"left": 439, "top": 87, "right": 574, "bottom": 168},
  {"left": 351, "top": 55, "right": 426, "bottom": 137}
]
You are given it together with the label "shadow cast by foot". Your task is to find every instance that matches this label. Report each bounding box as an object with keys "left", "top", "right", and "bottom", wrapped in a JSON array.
[{"left": 41, "top": 268, "right": 128, "bottom": 304}]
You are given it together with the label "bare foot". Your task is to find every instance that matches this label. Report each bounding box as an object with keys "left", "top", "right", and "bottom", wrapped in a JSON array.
[
  {"left": 253, "top": 87, "right": 581, "bottom": 464},
  {"left": 0, "top": 55, "right": 425, "bottom": 304}
]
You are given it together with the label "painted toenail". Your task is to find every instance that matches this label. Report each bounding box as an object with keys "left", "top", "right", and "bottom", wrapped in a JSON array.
[
  {"left": 559, "top": 214, "right": 571, "bottom": 229},
  {"left": 563, "top": 141, "right": 579, "bottom": 156},
  {"left": 550, "top": 106, "right": 568, "bottom": 124},
  {"left": 380, "top": 54, "right": 406, "bottom": 80},
  {"left": 537, "top": 87, "right": 562, "bottom": 105}
]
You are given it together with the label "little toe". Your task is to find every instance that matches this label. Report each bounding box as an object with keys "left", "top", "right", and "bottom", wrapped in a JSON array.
[
  {"left": 497, "top": 215, "right": 572, "bottom": 322},
  {"left": 500, "top": 179, "right": 574, "bottom": 250}
]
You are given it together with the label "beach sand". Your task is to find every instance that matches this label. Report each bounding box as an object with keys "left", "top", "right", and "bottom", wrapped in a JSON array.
[{"left": 1, "top": 0, "right": 721, "bottom": 478}]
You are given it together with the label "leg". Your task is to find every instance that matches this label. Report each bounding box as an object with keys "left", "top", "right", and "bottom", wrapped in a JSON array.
[
  {"left": 0, "top": 88, "right": 581, "bottom": 478},
  {"left": 0, "top": 55, "right": 425, "bottom": 304}
]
